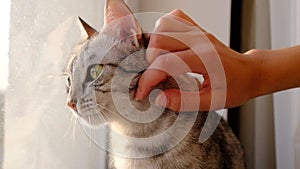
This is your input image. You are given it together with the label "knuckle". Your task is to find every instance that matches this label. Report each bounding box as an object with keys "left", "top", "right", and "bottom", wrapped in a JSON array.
[
  {"left": 149, "top": 34, "right": 161, "bottom": 46},
  {"left": 171, "top": 9, "right": 184, "bottom": 15},
  {"left": 155, "top": 16, "right": 168, "bottom": 29},
  {"left": 203, "top": 32, "right": 217, "bottom": 43},
  {"left": 158, "top": 15, "right": 169, "bottom": 23},
  {"left": 155, "top": 54, "right": 171, "bottom": 68}
]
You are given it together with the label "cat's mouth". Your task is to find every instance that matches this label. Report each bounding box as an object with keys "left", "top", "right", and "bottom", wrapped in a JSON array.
[
  {"left": 68, "top": 102, "right": 96, "bottom": 117},
  {"left": 70, "top": 101, "right": 107, "bottom": 126}
]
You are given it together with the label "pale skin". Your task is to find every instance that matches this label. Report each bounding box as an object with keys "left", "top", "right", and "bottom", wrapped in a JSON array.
[{"left": 135, "top": 9, "right": 300, "bottom": 112}]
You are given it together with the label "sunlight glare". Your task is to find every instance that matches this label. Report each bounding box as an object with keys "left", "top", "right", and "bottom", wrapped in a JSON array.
[{"left": 0, "top": 0, "right": 11, "bottom": 90}]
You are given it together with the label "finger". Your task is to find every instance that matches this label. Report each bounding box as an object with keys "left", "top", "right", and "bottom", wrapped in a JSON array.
[
  {"left": 147, "top": 9, "right": 207, "bottom": 63},
  {"left": 147, "top": 14, "right": 196, "bottom": 63},
  {"left": 136, "top": 50, "right": 207, "bottom": 100},
  {"left": 149, "top": 50, "right": 207, "bottom": 76},
  {"left": 135, "top": 68, "right": 167, "bottom": 100},
  {"left": 167, "top": 9, "right": 206, "bottom": 32},
  {"left": 168, "top": 9, "right": 198, "bottom": 27},
  {"left": 156, "top": 86, "right": 228, "bottom": 111},
  {"left": 154, "top": 14, "right": 195, "bottom": 33},
  {"left": 149, "top": 10, "right": 201, "bottom": 50},
  {"left": 155, "top": 89, "right": 212, "bottom": 111},
  {"left": 147, "top": 34, "right": 189, "bottom": 63},
  {"left": 148, "top": 32, "right": 224, "bottom": 88},
  {"left": 147, "top": 28, "right": 209, "bottom": 63}
]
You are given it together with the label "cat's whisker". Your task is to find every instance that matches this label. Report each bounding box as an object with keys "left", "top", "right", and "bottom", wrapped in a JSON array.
[
  {"left": 64, "top": 114, "right": 75, "bottom": 138},
  {"left": 96, "top": 103, "right": 122, "bottom": 119},
  {"left": 91, "top": 111, "right": 100, "bottom": 136},
  {"left": 94, "top": 110, "right": 110, "bottom": 124},
  {"left": 82, "top": 109, "right": 105, "bottom": 147},
  {"left": 92, "top": 126, "right": 97, "bottom": 147},
  {"left": 95, "top": 109, "right": 119, "bottom": 123},
  {"left": 88, "top": 116, "right": 92, "bottom": 147},
  {"left": 86, "top": 106, "right": 108, "bottom": 121},
  {"left": 72, "top": 117, "right": 78, "bottom": 147},
  {"left": 93, "top": 111, "right": 104, "bottom": 122}
]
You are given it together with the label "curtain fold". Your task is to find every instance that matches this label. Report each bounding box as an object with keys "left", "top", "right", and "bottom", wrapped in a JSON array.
[
  {"left": 295, "top": 1, "right": 300, "bottom": 168},
  {"left": 239, "top": 0, "right": 276, "bottom": 168},
  {"left": 270, "top": 0, "right": 300, "bottom": 168}
]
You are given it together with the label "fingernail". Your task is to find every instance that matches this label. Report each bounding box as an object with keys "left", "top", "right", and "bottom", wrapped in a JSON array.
[
  {"left": 135, "top": 87, "right": 145, "bottom": 100},
  {"left": 135, "top": 88, "right": 141, "bottom": 100},
  {"left": 155, "top": 93, "right": 168, "bottom": 107}
]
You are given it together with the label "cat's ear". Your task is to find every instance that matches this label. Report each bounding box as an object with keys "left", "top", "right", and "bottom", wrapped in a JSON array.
[
  {"left": 102, "top": 0, "right": 142, "bottom": 46},
  {"left": 78, "top": 17, "right": 97, "bottom": 38}
]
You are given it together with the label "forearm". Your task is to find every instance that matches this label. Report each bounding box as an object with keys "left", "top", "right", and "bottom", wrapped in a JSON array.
[{"left": 246, "top": 45, "right": 300, "bottom": 98}]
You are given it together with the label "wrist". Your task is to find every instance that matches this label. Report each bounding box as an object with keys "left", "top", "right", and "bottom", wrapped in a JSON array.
[{"left": 243, "top": 49, "right": 267, "bottom": 99}]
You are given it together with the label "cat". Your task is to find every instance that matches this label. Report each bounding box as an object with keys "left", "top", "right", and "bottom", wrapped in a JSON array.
[{"left": 65, "top": 0, "right": 244, "bottom": 168}]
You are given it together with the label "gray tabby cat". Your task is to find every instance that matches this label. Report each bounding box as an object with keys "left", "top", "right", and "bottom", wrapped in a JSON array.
[{"left": 65, "top": 0, "right": 244, "bottom": 168}]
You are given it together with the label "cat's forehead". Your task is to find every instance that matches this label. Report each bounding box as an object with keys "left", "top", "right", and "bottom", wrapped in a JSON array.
[
  {"left": 82, "top": 34, "right": 136, "bottom": 65},
  {"left": 85, "top": 34, "right": 115, "bottom": 62}
]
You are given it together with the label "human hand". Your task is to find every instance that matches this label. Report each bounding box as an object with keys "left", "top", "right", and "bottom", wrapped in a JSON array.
[{"left": 135, "top": 9, "right": 261, "bottom": 111}]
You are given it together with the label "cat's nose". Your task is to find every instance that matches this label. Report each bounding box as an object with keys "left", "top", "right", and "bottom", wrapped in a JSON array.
[{"left": 67, "top": 99, "right": 77, "bottom": 112}]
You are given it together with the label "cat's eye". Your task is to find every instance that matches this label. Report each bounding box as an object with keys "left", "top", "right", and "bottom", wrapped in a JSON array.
[
  {"left": 66, "top": 76, "right": 71, "bottom": 93},
  {"left": 66, "top": 76, "right": 71, "bottom": 87},
  {"left": 87, "top": 64, "right": 103, "bottom": 81}
]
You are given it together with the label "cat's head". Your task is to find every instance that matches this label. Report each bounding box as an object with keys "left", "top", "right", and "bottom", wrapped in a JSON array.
[{"left": 65, "top": 0, "right": 149, "bottom": 126}]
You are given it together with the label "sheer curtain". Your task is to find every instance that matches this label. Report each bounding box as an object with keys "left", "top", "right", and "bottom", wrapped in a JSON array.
[
  {"left": 296, "top": 1, "right": 300, "bottom": 167},
  {"left": 238, "top": 0, "right": 276, "bottom": 168},
  {"left": 239, "top": 0, "right": 300, "bottom": 168},
  {"left": 270, "top": 0, "right": 300, "bottom": 168},
  {"left": 4, "top": 0, "right": 106, "bottom": 168}
]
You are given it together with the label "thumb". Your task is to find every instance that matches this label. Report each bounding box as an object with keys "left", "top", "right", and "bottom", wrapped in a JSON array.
[{"left": 155, "top": 89, "right": 213, "bottom": 112}]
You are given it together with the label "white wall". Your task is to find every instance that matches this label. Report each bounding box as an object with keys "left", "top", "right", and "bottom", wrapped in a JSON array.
[
  {"left": 270, "top": 0, "right": 300, "bottom": 168},
  {"left": 4, "top": 0, "right": 106, "bottom": 169},
  {"left": 136, "top": 0, "right": 232, "bottom": 45}
]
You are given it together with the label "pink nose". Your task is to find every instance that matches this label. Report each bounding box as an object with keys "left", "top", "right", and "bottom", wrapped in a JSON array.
[{"left": 67, "top": 99, "right": 77, "bottom": 112}]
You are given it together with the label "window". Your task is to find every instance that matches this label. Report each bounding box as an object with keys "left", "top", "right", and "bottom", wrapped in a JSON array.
[
  {"left": 0, "top": 0, "right": 10, "bottom": 91},
  {"left": 0, "top": 0, "right": 11, "bottom": 167},
  {"left": 4, "top": 1, "right": 106, "bottom": 168}
]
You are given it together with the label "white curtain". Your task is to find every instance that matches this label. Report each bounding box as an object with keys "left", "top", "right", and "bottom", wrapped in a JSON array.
[
  {"left": 239, "top": 0, "right": 300, "bottom": 168},
  {"left": 239, "top": 0, "right": 277, "bottom": 168},
  {"left": 294, "top": 1, "right": 300, "bottom": 168},
  {"left": 4, "top": 0, "right": 106, "bottom": 168},
  {"left": 270, "top": 0, "right": 300, "bottom": 168}
]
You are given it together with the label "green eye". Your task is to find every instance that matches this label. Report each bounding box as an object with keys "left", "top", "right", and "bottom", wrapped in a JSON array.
[{"left": 89, "top": 64, "right": 103, "bottom": 80}]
